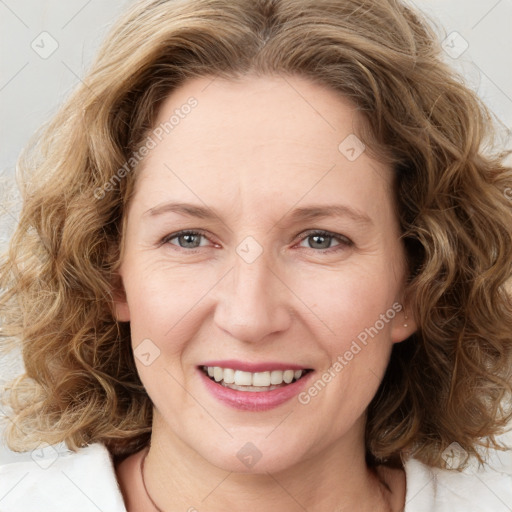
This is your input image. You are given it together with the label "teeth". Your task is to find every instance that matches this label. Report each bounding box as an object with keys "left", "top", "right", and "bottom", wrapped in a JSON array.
[
  {"left": 213, "top": 367, "right": 223, "bottom": 382},
  {"left": 203, "top": 366, "right": 307, "bottom": 387},
  {"left": 234, "top": 370, "right": 252, "bottom": 386},
  {"left": 270, "top": 370, "right": 283, "bottom": 385},
  {"left": 223, "top": 368, "right": 235, "bottom": 384},
  {"left": 252, "top": 371, "right": 270, "bottom": 386},
  {"left": 283, "top": 370, "right": 294, "bottom": 384}
]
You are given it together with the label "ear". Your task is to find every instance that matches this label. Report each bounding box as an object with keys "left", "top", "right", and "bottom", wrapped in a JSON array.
[
  {"left": 111, "top": 272, "right": 131, "bottom": 322},
  {"left": 390, "top": 301, "right": 417, "bottom": 344}
]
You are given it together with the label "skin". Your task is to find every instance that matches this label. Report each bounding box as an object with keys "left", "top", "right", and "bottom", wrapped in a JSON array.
[{"left": 113, "top": 74, "right": 417, "bottom": 511}]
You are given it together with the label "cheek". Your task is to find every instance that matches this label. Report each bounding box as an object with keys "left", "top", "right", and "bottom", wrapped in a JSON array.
[
  {"left": 123, "top": 263, "right": 212, "bottom": 405},
  {"left": 291, "top": 267, "right": 399, "bottom": 422},
  {"left": 291, "top": 259, "right": 400, "bottom": 345},
  {"left": 122, "top": 259, "right": 219, "bottom": 349},
  {"left": 124, "top": 251, "right": 401, "bottom": 349}
]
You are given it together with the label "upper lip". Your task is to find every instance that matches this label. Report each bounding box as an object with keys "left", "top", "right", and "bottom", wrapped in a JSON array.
[{"left": 199, "top": 360, "right": 311, "bottom": 372}]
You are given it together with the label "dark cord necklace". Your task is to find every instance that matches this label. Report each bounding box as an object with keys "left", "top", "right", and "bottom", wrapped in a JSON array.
[{"left": 140, "top": 450, "right": 164, "bottom": 512}]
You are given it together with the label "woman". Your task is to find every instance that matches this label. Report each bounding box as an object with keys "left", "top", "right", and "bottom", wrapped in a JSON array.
[{"left": 1, "top": 0, "right": 511, "bottom": 510}]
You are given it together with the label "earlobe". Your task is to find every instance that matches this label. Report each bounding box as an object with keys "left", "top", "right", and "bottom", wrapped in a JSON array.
[
  {"left": 111, "top": 274, "right": 131, "bottom": 322},
  {"left": 114, "top": 298, "right": 131, "bottom": 322},
  {"left": 391, "top": 305, "right": 417, "bottom": 344}
]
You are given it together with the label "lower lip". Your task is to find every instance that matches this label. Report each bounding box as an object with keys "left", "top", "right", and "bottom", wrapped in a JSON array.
[{"left": 198, "top": 368, "right": 314, "bottom": 411}]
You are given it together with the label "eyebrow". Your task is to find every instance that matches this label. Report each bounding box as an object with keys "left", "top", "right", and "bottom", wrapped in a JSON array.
[{"left": 143, "top": 202, "right": 373, "bottom": 226}]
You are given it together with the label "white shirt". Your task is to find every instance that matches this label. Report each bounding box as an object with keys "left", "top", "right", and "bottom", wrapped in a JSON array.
[{"left": 0, "top": 442, "right": 511, "bottom": 511}]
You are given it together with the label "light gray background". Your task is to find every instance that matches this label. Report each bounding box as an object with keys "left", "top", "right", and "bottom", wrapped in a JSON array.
[{"left": 1, "top": 0, "right": 511, "bottom": 463}]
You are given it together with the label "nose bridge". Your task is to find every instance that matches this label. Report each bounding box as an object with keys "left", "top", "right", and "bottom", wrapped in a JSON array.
[{"left": 213, "top": 242, "right": 292, "bottom": 343}]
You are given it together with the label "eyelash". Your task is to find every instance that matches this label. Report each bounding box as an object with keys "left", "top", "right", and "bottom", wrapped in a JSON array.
[{"left": 160, "top": 229, "right": 353, "bottom": 253}]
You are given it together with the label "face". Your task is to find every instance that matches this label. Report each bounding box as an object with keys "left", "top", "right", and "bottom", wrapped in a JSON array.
[{"left": 114, "top": 74, "right": 416, "bottom": 473}]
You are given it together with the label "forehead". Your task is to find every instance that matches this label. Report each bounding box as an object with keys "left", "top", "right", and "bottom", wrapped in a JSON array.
[
  {"left": 130, "top": 74, "right": 395, "bottom": 225},
  {"left": 149, "top": 74, "right": 364, "bottom": 160}
]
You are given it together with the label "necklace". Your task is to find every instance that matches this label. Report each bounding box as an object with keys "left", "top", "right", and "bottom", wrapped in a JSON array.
[
  {"left": 140, "top": 450, "right": 395, "bottom": 512},
  {"left": 140, "top": 450, "right": 164, "bottom": 512}
]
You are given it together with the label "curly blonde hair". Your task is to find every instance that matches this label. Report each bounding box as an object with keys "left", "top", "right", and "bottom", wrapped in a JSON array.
[{"left": 1, "top": 0, "right": 511, "bottom": 468}]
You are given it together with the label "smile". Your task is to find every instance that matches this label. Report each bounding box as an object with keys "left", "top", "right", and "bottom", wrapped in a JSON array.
[
  {"left": 201, "top": 366, "right": 312, "bottom": 391},
  {"left": 198, "top": 362, "right": 315, "bottom": 411}
]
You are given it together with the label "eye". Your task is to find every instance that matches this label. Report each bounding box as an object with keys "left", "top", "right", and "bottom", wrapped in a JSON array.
[
  {"left": 160, "top": 229, "right": 353, "bottom": 253},
  {"left": 296, "top": 230, "right": 353, "bottom": 252},
  {"left": 161, "top": 230, "right": 213, "bottom": 250}
]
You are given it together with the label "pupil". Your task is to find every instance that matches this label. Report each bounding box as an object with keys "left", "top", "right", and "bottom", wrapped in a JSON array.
[
  {"left": 181, "top": 234, "right": 199, "bottom": 248},
  {"left": 310, "top": 234, "right": 330, "bottom": 249}
]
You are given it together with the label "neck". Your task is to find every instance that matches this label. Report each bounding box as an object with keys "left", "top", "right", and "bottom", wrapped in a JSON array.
[{"left": 139, "top": 412, "right": 402, "bottom": 512}]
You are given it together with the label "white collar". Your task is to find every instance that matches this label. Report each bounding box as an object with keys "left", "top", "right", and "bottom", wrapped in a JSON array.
[{"left": 1, "top": 442, "right": 511, "bottom": 511}]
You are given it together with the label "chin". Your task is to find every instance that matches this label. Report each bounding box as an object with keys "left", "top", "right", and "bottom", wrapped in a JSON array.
[{"left": 186, "top": 431, "right": 314, "bottom": 475}]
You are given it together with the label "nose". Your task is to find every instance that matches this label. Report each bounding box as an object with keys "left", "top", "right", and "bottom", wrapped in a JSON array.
[{"left": 212, "top": 249, "right": 293, "bottom": 344}]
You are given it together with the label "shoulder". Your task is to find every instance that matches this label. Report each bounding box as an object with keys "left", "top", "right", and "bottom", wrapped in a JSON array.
[
  {"left": 403, "top": 448, "right": 512, "bottom": 512},
  {"left": 0, "top": 442, "right": 126, "bottom": 512}
]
